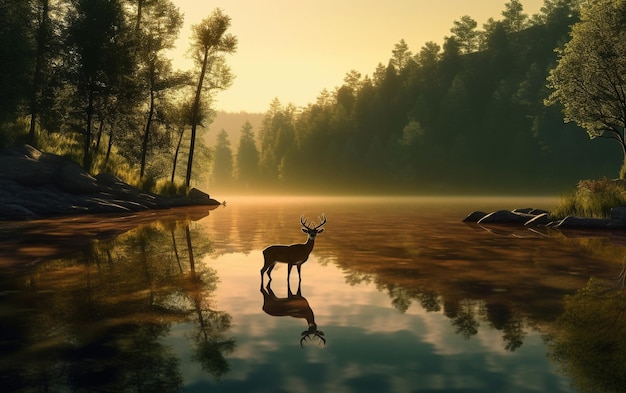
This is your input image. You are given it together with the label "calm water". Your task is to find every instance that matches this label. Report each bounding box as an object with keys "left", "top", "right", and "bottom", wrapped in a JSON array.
[{"left": 1, "top": 196, "right": 626, "bottom": 393}]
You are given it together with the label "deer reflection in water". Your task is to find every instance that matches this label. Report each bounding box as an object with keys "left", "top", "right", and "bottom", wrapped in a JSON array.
[
  {"left": 260, "top": 281, "right": 326, "bottom": 347},
  {"left": 260, "top": 214, "right": 326, "bottom": 285}
]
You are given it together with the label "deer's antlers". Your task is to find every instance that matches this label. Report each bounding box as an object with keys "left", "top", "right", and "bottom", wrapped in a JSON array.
[
  {"left": 300, "top": 214, "right": 327, "bottom": 230},
  {"left": 300, "top": 330, "right": 326, "bottom": 347}
]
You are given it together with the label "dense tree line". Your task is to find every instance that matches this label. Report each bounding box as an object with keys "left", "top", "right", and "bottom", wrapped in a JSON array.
[
  {"left": 211, "top": 0, "right": 621, "bottom": 195},
  {"left": 0, "top": 0, "right": 236, "bottom": 190},
  {"left": 4, "top": 1, "right": 623, "bottom": 195}
]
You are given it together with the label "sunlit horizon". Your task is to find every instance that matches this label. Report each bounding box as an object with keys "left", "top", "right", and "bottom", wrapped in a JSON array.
[{"left": 169, "top": 0, "right": 544, "bottom": 113}]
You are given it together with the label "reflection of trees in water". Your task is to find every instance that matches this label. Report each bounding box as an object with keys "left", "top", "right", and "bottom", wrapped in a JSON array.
[
  {"left": 484, "top": 302, "right": 526, "bottom": 351},
  {"left": 332, "top": 225, "right": 626, "bottom": 354},
  {"left": 376, "top": 283, "right": 440, "bottom": 314},
  {"left": 181, "top": 224, "right": 236, "bottom": 379},
  {"left": 343, "top": 269, "right": 373, "bottom": 286},
  {"left": 1, "top": 219, "right": 234, "bottom": 392},
  {"left": 368, "top": 281, "right": 527, "bottom": 351},
  {"left": 547, "top": 278, "right": 626, "bottom": 393},
  {"left": 451, "top": 300, "right": 480, "bottom": 339}
]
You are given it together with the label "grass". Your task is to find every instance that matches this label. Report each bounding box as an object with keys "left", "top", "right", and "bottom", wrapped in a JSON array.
[
  {"left": 18, "top": 125, "right": 192, "bottom": 197},
  {"left": 552, "top": 178, "right": 626, "bottom": 219}
]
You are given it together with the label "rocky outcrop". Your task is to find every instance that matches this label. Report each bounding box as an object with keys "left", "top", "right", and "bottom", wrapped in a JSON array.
[
  {"left": 464, "top": 208, "right": 549, "bottom": 225},
  {"left": 0, "top": 145, "right": 220, "bottom": 220},
  {"left": 464, "top": 206, "right": 626, "bottom": 230}
]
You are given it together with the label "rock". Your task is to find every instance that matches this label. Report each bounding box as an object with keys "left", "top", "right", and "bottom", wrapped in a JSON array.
[
  {"left": 478, "top": 210, "right": 534, "bottom": 225},
  {"left": 611, "top": 206, "right": 626, "bottom": 221},
  {"left": 466, "top": 205, "right": 626, "bottom": 231},
  {"left": 188, "top": 188, "right": 221, "bottom": 205},
  {"left": 94, "top": 172, "right": 124, "bottom": 187},
  {"left": 57, "top": 161, "right": 99, "bottom": 193},
  {"left": 524, "top": 213, "right": 551, "bottom": 226},
  {"left": 554, "top": 216, "right": 626, "bottom": 229},
  {"left": 0, "top": 145, "right": 221, "bottom": 220},
  {"left": 0, "top": 154, "right": 54, "bottom": 186},
  {"left": 0, "top": 204, "right": 38, "bottom": 221},
  {"left": 189, "top": 187, "right": 209, "bottom": 200},
  {"left": 463, "top": 211, "right": 487, "bottom": 222}
]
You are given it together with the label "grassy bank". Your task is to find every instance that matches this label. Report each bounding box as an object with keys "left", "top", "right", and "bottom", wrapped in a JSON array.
[{"left": 552, "top": 178, "right": 626, "bottom": 219}]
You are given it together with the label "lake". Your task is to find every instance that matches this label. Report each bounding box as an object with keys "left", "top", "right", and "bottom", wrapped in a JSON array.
[{"left": 1, "top": 196, "right": 625, "bottom": 393}]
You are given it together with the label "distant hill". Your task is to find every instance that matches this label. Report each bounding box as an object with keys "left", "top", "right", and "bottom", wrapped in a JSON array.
[{"left": 204, "top": 110, "right": 265, "bottom": 148}]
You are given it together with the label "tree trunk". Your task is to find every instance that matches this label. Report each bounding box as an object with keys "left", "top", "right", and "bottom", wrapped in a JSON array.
[
  {"left": 84, "top": 86, "right": 94, "bottom": 171},
  {"left": 95, "top": 117, "right": 104, "bottom": 153},
  {"left": 140, "top": 88, "right": 155, "bottom": 178},
  {"left": 28, "top": 0, "right": 50, "bottom": 146},
  {"left": 135, "top": 0, "right": 143, "bottom": 33},
  {"left": 105, "top": 121, "right": 115, "bottom": 165},
  {"left": 171, "top": 127, "right": 184, "bottom": 182},
  {"left": 185, "top": 46, "right": 209, "bottom": 187}
]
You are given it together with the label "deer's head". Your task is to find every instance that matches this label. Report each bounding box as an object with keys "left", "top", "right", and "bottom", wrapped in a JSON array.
[
  {"left": 300, "top": 214, "right": 326, "bottom": 240},
  {"left": 301, "top": 324, "right": 326, "bottom": 347}
]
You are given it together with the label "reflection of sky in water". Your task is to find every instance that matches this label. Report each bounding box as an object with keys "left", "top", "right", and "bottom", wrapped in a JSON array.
[{"left": 164, "top": 251, "right": 574, "bottom": 393}]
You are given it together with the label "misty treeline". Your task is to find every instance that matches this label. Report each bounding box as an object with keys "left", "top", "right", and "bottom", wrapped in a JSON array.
[
  {"left": 0, "top": 0, "right": 236, "bottom": 190},
  {"left": 213, "top": 0, "right": 621, "bottom": 195}
]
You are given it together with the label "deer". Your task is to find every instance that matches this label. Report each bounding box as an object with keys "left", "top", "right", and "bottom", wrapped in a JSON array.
[
  {"left": 260, "top": 214, "right": 326, "bottom": 285},
  {"left": 260, "top": 281, "right": 326, "bottom": 347}
]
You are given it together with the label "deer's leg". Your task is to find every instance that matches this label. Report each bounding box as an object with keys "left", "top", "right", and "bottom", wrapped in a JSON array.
[
  {"left": 297, "top": 264, "right": 302, "bottom": 281},
  {"left": 266, "top": 264, "right": 275, "bottom": 282},
  {"left": 287, "top": 263, "right": 294, "bottom": 282}
]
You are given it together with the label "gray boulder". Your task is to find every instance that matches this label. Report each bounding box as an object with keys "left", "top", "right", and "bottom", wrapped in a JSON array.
[
  {"left": 463, "top": 211, "right": 487, "bottom": 223},
  {"left": 611, "top": 206, "right": 626, "bottom": 221},
  {"left": 478, "top": 210, "right": 535, "bottom": 225},
  {"left": 0, "top": 145, "right": 220, "bottom": 220},
  {"left": 524, "top": 213, "right": 552, "bottom": 226},
  {"left": 554, "top": 216, "right": 626, "bottom": 229}
]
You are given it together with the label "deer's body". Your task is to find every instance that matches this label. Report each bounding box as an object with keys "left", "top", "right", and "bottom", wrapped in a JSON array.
[
  {"left": 260, "top": 215, "right": 326, "bottom": 284},
  {"left": 261, "top": 284, "right": 315, "bottom": 327}
]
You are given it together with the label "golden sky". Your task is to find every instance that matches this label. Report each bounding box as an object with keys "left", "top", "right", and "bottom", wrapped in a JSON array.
[{"left": 170, "top": 0, "right": 544, "bottom": 113}]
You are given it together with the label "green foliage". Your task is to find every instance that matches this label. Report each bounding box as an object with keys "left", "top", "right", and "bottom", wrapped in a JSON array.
[
  {"left": 0, "top": 1, "right": 234, "bottom": 193},
  {"left": 139, "top": 174, "right": 157, "bottom": 193},
  {"left": 211, "top": 129, "right": 233, "bottom": 188},
  {"left": 0, "top": 0, "right": 34, "bottom": 124},
  {"left": 3, "top": 1, "right": 621, "bottom": 196},
  {"left": 546, "top": 0, "right": 626, "bottom": 160},
  {"left": 185, "top": 8, "right": 237, "bottom": 187},
  {"left": 0, "top": 118, "right": 30, "bottom": 149},
  {"left": 548, "top": 279, "right": 626, "bottom": 393},
  {"left": 238, "top": 0, "right": 621, "bottom": 195},
  {"left": 450, "top": 15, "right": 479, "bottom": 53},
  {"left": 155, "top": 179, "right": 188, "bottom": 197},
  {"left": 235, "top": 120, "right": 260, "bottom": 190},
  {"left": 552, "top": 178, "right": 626, "bottom": 218}
]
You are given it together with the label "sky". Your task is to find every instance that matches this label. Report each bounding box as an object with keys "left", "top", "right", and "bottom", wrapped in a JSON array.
[{"left": 169, "top": 0, "right": 545, "bottom": 113}]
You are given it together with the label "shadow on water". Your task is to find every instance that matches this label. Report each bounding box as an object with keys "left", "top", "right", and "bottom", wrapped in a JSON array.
[{"left": 0, "top": 205, "right": 234, "bottom": 392}]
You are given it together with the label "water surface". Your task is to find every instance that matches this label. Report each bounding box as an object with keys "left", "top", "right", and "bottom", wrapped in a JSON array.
[{"left": 1, "top": 196, "right": 625, "bottom": 393}]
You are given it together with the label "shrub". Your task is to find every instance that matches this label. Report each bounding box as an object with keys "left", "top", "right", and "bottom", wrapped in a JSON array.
[
  {"left": 620, "top": 161, "right": 626, "bottom": 180},
  {"left": 552, "top": 178, "right": 626, "bottom": 218},
  {"left": 155, "top": 179, "right": 188, "bottom": 197}
]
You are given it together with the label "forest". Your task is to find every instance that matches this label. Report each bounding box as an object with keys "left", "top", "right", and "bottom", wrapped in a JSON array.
[{"left": 1, "top": 0, "right": 622, "bottom": 196}]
